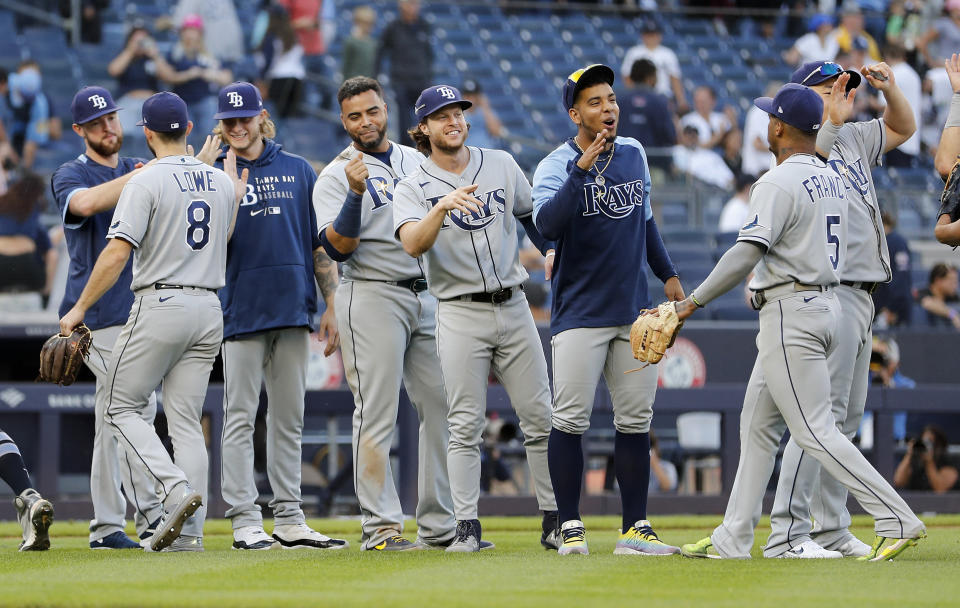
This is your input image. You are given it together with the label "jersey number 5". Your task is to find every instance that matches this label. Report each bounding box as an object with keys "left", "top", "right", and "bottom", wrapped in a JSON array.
[
  {"left": 826, "top": 214, "right": 841, "bottom": 271},
  {"left": 186, "top": 200, "right": 211, "bottom": 251}
]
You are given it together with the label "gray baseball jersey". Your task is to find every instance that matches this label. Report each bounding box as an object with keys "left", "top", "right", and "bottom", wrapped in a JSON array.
[
  {"left": 823, "top": 119, "right": 890, "bottom": 282},
  {"left": 313, "top": 144, "right": 426, "bottom": 281},
  {"left": 738, "top": 154, "right": 847, "bottom": 289},
  {"left": 108, "top": 156, "right": 234, "bottom": 290},
  {"left": 392, "top": 147, "right": 531, "bottom": 299}
]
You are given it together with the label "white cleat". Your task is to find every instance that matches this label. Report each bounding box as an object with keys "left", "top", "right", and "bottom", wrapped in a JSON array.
[
  {"left": 272, "top": 523, "right": 348, "bottom": 550},
  {"left": 829, "top": 536, "right": 872, "bottom": 558},
  {"left": 232, "top": 526, "right": 276, "bottom": 551},
  {"left": 778, "top": 540, "right": 843, "bottom": 559}
]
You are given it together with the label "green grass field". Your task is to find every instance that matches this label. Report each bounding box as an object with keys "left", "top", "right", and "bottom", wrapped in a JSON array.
[{"left": 0, "top": 514, "right": 957, "bottom": 607}]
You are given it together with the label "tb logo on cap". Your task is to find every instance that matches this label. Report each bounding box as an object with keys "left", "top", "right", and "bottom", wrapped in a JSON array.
[
  {"left": 89, "top": 94, "right": 107, "bottom": 110},
  {"left": 227, "top": 91, "right": 244, "bottom": 108},
  {"left": 436, "top": 86, "right": 456, "bottom": 100}
]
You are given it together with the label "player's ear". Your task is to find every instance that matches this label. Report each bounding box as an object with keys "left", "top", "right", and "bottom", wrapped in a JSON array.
[
  {"left": 185, "top": 120, "right": 194, "bottom": 136},
  {"left": 568, "top": 107, "right": 580, "bottom": 126},
  {"left": 72, "top": 123, "right": 83, "bottom": 138}
]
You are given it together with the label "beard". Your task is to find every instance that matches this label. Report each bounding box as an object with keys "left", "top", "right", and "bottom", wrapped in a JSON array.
[
  {"left": 88, "top": 132, "right": 123, "bottom": 157},
  {"left": 350, "top": 124, "right": 387, "bottom": 152}
]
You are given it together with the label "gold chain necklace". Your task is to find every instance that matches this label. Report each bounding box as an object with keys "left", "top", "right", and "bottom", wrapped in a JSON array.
[{"left": 573, "top": 136, "right": 615, "bottom": 186}]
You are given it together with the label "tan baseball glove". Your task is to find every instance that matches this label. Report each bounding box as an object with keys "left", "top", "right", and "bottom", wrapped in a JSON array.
[
  {"left": 36, "top": 324, "right": 92, "bottom": 386},
  {"left": 629, "top": 302, "right": 684, "bottom": 365}
]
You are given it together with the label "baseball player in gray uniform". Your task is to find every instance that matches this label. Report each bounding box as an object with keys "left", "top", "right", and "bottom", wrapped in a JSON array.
[
  {"left": 313, "top": 76, "right": 459, "bottom": 551},
  {"left": 60, "top": 92, "right": 247, "bottom": 553},
  {"left": 675, "top": 84, "right": 924, "bottom": 561},
  {"left": 393, "top": 85, "right": 559, "bottom": 553},
  {"left": 765, "top": 61, "right": 916, "bottom": 559}
]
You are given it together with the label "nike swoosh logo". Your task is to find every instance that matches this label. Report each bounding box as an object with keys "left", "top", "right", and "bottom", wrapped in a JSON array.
[
  {"left": 803, "top": 296, "right": 816, "bottom": 303},
  {"left": 110, "top": 221, "right": 120, "bottom": 229},
  {"left": 250, "top": 209, "right": 265, "bottom": 216},
  {"left": 159, "top": 296, "right": 174, "bottom": 302}
]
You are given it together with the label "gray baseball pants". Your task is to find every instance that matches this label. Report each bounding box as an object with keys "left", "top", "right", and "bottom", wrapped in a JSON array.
[
  {"left": 436, "top": 290, "right": 556, "bottom": 521},
  {"left": 337, "top": 280, "right": 454, "bottom": 549},
  {"left": 710, "top": 288, "right": 923, "bottom": 559},
  {"left": 221, "top": 327, "right": 309, "bottom": 529},
  {"left": 88, "top": 325, "right": 163, "bottom": 541},
  {"left": 104, "top": 287, "right": 221, "bottom": 538}
]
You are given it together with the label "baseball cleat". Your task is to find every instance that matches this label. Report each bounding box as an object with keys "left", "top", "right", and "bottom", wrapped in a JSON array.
[
  {"left": 680, "top": 537, "right": 721, "bottom": 559},
  {"left": 162, "top": 535, "right": 203, "bottom": 552},
  {"left": 445, "top": 519, "right": 482, "bottom": 553},
  {"left": 858, "top": 533, "right": 925, "bottom": 562},
  {"left": 371, "top": 535, "right": 419, "bottom": 551},
  {"left": 15, "top": 489, "right": 53, "bottom": 552},
  {"left": 151, "top": 486, "right": 202, "bottom": 552},
  {"left": 557, "top": 519, "right": 589, "bottom": 555},
  {"left": 90, "top": 530, "right": 140, "bottom": 550},
  {"left": 232, "top": 526, "right": 276, "bottom": 551},
  {"left": 139, "top": 516, "right": 162, "bottom": 549},
  {"left": 418, "top": 536, "right": 494, "bottom": 551},
  {"left": 828, "top": 536, "right": 872, "bottom": 558},
  {"left": 272, "top": 523, "right": 348, "bottom": 550},
  {"left": 776, "top": 540, "right": 842, "bottom": 559},
  {"left": 614, "top": 520, "right": 680, "bottom": 555},
  {"left": 541, "top": 510, "right": 560, "bottom": 550}
]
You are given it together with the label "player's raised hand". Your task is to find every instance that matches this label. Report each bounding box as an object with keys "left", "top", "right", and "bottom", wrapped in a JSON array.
[
  {"left": 827, "top": 72, "right": 858, "bottom": 126},
  {"left": 436, "top": 184, "right": 483, "bottom": 216},
  {"left": 946, "top": 54, "right": 960, "bottom": 94},
  {"left": 345, "top": 152, "right": 369, "bottom": 195},
  {"left": 861, "top": 62, "right": 893, "bottom": 91},
  {"left": 189, "top": 134, "right": 222, "bottom": 166},
  {"left": 576, "top": 129, "right": 608, "bottom": 171},
  {"left": 224, "top": 148, "right": 250, "bottom": 203}
]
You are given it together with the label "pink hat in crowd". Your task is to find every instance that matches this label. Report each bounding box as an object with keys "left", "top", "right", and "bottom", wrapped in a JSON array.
[{"left": 180, "top": 14, "right": 204, "bottom": 30}]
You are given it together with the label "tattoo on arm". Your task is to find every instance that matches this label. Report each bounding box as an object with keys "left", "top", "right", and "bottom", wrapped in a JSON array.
[{"left": 313, "top": 247, "right": 339, "bottom": 300}]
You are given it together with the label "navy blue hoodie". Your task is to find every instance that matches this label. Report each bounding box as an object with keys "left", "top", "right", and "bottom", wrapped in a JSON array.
[{"left": 215, "top": 140, "right": 320, "bottom": 339}]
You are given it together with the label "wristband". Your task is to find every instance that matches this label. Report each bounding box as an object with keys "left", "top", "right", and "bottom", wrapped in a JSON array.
[
  {"left": 332, "top": 191, "right": 363, "bottom": 238},
  {"left": 691, "top": 292, "right": 704, "bottom": 308},
  {"left": 946, "top": 93, "right": 960, "bottom": 129}
]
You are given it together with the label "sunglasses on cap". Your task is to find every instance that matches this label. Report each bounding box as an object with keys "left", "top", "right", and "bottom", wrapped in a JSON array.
[{"left": 800, "top": 61, "right": 843, "bottom": 85}]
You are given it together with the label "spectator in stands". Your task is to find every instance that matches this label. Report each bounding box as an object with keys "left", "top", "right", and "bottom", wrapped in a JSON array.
[
  {"left": 277, "top": 0, "right": 337, "bottom": 109},
  {"left": 885, "top": 0, "right": 925, "bottom": 66},
  {"left": 4, "top": 61, "right": 61, "bottom": 170},
  {"left": 264, "top": 7, "right": 306, "bottom": 118},
  {"left": 918, "top": 0, "right": 960, "bottom": 71},
  {"left": 461, "top": 80, "right": 503, "bottom": 150},
  {"left": 376, "top": 0, "right": 433, "bottom": 141},
  {"left": 918, "top": 262, "right": 960, "bottom": 328},
  {"left": 884, "top": 42, "right": 923, "bottom": 166},
  {"left": 107, "top": 24, "right": 170, "bottom": 141},
  {"left": 342, "top": 5, "right": 378, "bottom": 80},
  {"left": 0, "top": 172, "right": 56, "bottom": 311},
  {"left": 833, "top": 2, "right": 883, "bottom": 63},
  {"left": 618, "top": 59, "right": 676, "bottom": 177},
  {"left": 718, "top": 173, "right": 754, "bottom": 233},
  {"left": 620, "top": 20, "right": 689, "bottom": 115},
  {"left": 649, "top": 432, "right": 677, "bottom": 495},
  {"left": 784, "top": 13, "right": 840, "bottom": 68},
  {"left": 740, "top": 81, "right": 777, "bottom": 179},
  {"left": 161, "top": 0, "right": 245, "bottom": 66},
  {"left": 680, "top": 85, "right": 736, "bottom": 150},
  {"left": 161, "top": 15, "right": 233, "bottom": 142},
  {"left": 59, "top": 0, "right": 109, "bottom": 45},
  {"left": 721, "top": 128, "right": 742, "bottom": 175},
  {"left": 873, "top": 211, "right": 914, "bottom": 327},
  {"left": 672, "top": 125, "right": 734, "bottom": 190},
  {"left": 894, "top": 425, "right": 959, "bottom": 493},
  {"left": 0, "top": 69, "right": 20, "bottom": 170}
]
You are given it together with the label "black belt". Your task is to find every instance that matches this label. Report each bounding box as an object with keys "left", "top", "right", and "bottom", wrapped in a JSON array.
[
  {"left": 386, "top": 277, "right": 428, "bottom": 293},
  {"left": 155, "top": 283, "right": 216, "bottom": 293},
  {"left": 442, "top": 286, "right": 520, "bottom": 304},
  {"left": 840, "top": 280, "right": 879, "bottom": 294}
]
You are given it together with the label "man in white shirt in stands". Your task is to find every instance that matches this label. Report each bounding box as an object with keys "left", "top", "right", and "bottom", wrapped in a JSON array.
[
  {"left": 680, "top": 86, "right": 735, "bottom": 149},
  {"left": 717, "top": 174, "right": 754, "bottom": 233},
  {"left": 784, "top": 14, "right": 839, "bottom": 68},
  {"left": 620, "top": 20, "right": 689, "bottom": 114},
  {"left": 740, "top": 82, "right": 778, "bottom": 178},
  {"left": 884, "top": 42, "right": 922, "bottom": 167}
]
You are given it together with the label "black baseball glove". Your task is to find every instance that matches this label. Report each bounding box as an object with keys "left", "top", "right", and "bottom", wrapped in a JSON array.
[{"left": 939, "top": 157, "right": 960, "bottom": 222}]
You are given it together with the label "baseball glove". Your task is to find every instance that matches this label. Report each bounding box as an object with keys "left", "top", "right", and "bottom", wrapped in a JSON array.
[
  {"left": 939, "top": 157, "right": 960, "bottom": 222},
  {"left": 36, "top": 324, "right": 92, "bottom": 386},
  {"left": 629, "top": 302, "right": 684, "bottom": 366}
]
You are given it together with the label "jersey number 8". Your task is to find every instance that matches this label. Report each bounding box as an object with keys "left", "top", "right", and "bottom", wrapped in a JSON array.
[{"left": 186, "top": 200, "right": 211, "bottom": 250}]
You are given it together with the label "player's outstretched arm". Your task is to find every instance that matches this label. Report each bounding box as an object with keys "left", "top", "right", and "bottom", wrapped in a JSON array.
[
  {"left": 861, "top": 62, "right": 916, "bottom": 153},
  {"left": 313, "top": 246, "right": 340, "bottom": 356},
  {"left": 935, "top": 54, "right": 960, "bottom": 179},
  {"left": 397, "top": 185, "right": 482, "bottom": 257},
  {"left": 67, "top": 164, "right": 153, "bottom": 218},
  {"left": 675, "top": 241, "right": 765, "bottom": 321},
  {"left": 935, "top": 214, "right": 960, "bottom": 246},
  {"left": 223, "top": 148, "right": 249, "bottom": 240},
  {"left": 815, "top": 73, "right": 857, "bottom": 158},
  {"left": 59, "top": 238, "right": 132, "bottom": 334}
]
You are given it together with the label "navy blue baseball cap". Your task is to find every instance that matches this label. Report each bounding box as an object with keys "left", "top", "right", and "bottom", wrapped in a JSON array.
[
  {"left": 71, "top": 86, "right": 120, "bottom": 125},
  {"left": 754, "top": 83, "right": 824, "bottom": 133},
  {"left": 414, "top": 85, "right": 472, "bottom": 121},
  {"left": 136, "top": 91, "right": 189, "bottom": 132},
  {"left": 563, "top": 63, "right": 615, "bottom": 110},
  {"left": 213, "top": 81, "right": 263, "bottom": 120},
  {"left": 791, "top": 60, "right": 861, "bottom": 91}
]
